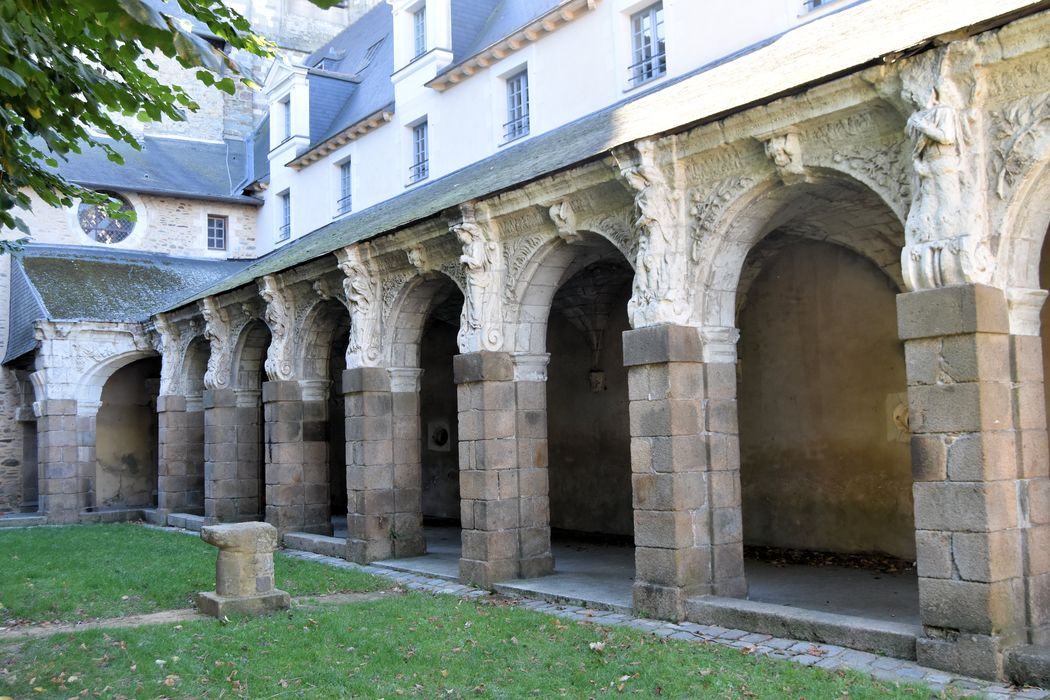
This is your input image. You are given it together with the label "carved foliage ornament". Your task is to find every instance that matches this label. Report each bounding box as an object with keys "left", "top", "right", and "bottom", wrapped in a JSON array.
[
  {"left": 152, "top": 313, "right": 184, "bottom": 396},
  {"left": 989, "top": 92, "right": 1050, "bottom": 200},
  {"left": 199, "top": 297, "right": 232, "bottom": 390},
  {"left": 336, "top": 245, "right": 382, "bottom": 368}
]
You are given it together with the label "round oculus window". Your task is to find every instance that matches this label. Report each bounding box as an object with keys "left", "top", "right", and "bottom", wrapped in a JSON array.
[{"left": 78, "top": 192, "right": 135, "bottom": 243}]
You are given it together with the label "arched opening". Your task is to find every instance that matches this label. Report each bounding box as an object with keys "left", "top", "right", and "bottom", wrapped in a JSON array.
[
  {"left": 416, "top": 279, "right": 465, "bottom": 568},
  {"left": 94, "top": 356, "right": 162, "bottom": 510},
  {"left": 500, "top": 232, "right": 634, "bottom": 607},
  {"left": 365, "top": 273, "right": 464, "bottom": 573},
  {"left": 178, "top": 336, "right": 209, "bottom": 514},
  {"left": 732, "top": 181, "right": 917, "bottom": 622},
  {"left": 296, "top": 298, "right": 351, "bottom": 535},
  {"left": 208, "top": 319, "right": 270, "bottom": 523}
]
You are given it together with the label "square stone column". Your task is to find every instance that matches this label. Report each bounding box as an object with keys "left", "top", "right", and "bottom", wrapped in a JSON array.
[
  {"left": 624, "top": 324, "right": 745, "bottom": 622},
  {"left": 157, "top": 394, "right": 205, "bottom": 515},
  {"left": 511, "top": 353, "right": 554, "bottom": 579},
  {"left": 344, "top": 367, "right": 425, "bottom": 563},
  {"left": 204, "top": 389, "right": 261, "bottom": 523},
  {"left": 455, "top": 351, "right": 554, "bottom": 587},
  {"left": 899, "top": 284, "right": 1028, "bottom": 680},
  {"left": 262, "top": 380, "right": 331, "bottom": 536},
  {"left": 36, "top": 398, "right": 80, "bottom": 523}
]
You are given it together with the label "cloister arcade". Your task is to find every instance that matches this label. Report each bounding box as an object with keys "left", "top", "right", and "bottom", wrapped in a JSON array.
[{"left": 14, "top": 15, "right": 1050, "bottom": 682}]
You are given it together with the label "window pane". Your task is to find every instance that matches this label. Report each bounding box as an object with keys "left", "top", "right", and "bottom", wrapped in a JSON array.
[
  {"left": 207, "top": 215, "right": 227, "bottom": 250},
  {"left": 410, "top": 121, "right": 429, "bottom": 182},
  {"left": 338, "top": 162, "right": 352, "bottom": 214},
  {"left": 629, "top": 3, "right": 666, "bottom": 86},
  {"left": 504, "top": 70, "right": 530, "bottom": 141},
  {"left": 413, "top": 6, "right": 426, "bottom": 57}
]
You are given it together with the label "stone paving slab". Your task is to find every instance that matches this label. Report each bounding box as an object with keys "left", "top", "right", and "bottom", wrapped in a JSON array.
[{"left": 276, "top": 545, "right": 1050, "bottom": 698}]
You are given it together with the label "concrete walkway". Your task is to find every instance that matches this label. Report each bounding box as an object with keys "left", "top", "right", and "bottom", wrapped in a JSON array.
[{"left": 280, "top": 546, "right": 1047, "bottom": 699}]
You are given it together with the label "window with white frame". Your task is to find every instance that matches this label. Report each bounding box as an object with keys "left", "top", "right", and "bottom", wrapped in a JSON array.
[
  {"left": 504, "top": 69, "right": 530, "bottom": 142},
  {"left": 337, "top": 160, "right": 352, "bottom": 215},
  {"left": 281, "top": 97, "right": 292, "bottom": 140},
  {"left": 409, "top": 120, "right": 428, "bottom": 183},
  {"left": 629, "top": 2, "right": 666, "bottom": 87},
  {"left": 206, "top": 214, "right": 227, "bottom": 250},
  {"left": 278, "top": 192, "right": 291, "bottom": 241},
  {"left": 412, "top": 5, "right": 427, "bottom": 58}
]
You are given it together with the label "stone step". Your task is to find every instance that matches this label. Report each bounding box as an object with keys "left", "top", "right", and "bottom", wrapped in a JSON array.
[
  {"left": 370, "top": 559, "right": 461, "bottom": 582},
  {"left": 492, "top": 580, "right": 634, "bottom": 615},
  {"left": 283, "top": 532, "right": 346, "bottom": 559},
  {"left": 79, "top": 508, "right": 146, "bottom": 524},
  {"left": 0, "top": 513, "right": 46, "bottom": 528},
  {"left": 167, "top": 513, "right": 207, "bottom": 532},
  {"left": 686, "top": 596, "right": 919, "bottom": 660},
  {"left": 1005, "top": 645, "right": 1050, "bottom": 688}
]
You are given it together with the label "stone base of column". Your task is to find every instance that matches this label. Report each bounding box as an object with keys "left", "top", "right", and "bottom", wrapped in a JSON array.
[
  {"left": 917, "top": 633, "right": 1015, "bottom": 681},
  {"left": 624, "top": 325, "right": 747, "bottom": 620},
  {"left": 344, "top": 367, "right": 425, "bottom": 563},
  {"left": 37, "top": 399, "right": 81, "bottom": 524},
  {"left": 455, "top": 351, "right": 554, "bottom": 588},
  {"left": 261, "top": 381, "right": 331, "bottom": 537}
]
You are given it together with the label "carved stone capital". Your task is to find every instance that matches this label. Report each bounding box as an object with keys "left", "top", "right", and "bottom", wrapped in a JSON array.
[
  {"left": 199, "top": 297, "right": 233, "bottom": 391},
  {"left": 512, "top": 353, "right": 550, "bottom": 382},
  {"left": 700, "top": 325, "right": 740, "bottom": 364},
  {"left": 1006, "top": 288, "right": 1048, "bottom": 337},
  {"left": 902, "top": 236, "right": 993, "bottom": 290},
  {"left": 389, "top": 367, "right": 423, "bottom": 393},
  {"left": 612, "top": 139, "right": 691, "bottom": 329},
  {"left": 258, "top": 275, "right": 296, "bottom": 382},
  {"left": 452, "top": 206, "right": 505, "bottom": 352},
  {"left": 152, "top": 313, "right": 184, "bottom": 396},
  {"left": 336, "top": 245, "right": 383, "bottom": 368}
]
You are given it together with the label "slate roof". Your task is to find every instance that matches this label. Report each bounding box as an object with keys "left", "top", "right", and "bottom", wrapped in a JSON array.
[
  {"left": 52, "top": 135, "right": 260, "bottom": 205},
  {"left": 3, "top": 246, "right": 253, "bottom": 363},
  {"left": 300, "top": 3, "right": 395, "bottom": 148},
  {"left": 448, "top": 0, "right": 563, "bottom": 68},
  {"left": 5, "top": 260, "right": 48, "bottom": 364}
]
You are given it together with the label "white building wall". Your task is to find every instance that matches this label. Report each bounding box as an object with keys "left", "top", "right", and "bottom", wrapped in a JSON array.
[{"left": 266, "top": 0, "right": 852, "bottom": 255}]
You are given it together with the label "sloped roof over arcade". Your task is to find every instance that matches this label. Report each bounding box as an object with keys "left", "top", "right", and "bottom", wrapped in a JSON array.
[{"left": 3, "top": 246, "right": 250, "bottom": 363}]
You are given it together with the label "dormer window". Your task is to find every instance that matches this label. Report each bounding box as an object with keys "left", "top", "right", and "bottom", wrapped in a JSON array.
[
  {"left": 413, "top": 4, "right": 427, "bottom": 58},
  {"left": 281, "top": 97, "right": 292, "bottom": 140}
]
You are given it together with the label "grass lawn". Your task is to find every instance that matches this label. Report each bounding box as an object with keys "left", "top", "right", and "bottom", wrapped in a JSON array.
[
  {"left": 0, "top": 593, "right": 936, "bottom": 699},
  {"left": 0, "top": 524, "right": 385, "bottom": 625}
]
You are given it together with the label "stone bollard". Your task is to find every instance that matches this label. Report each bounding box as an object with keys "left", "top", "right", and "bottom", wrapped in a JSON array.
[{"left": 197, "top": 521, "right": 290, "bottom": 617}]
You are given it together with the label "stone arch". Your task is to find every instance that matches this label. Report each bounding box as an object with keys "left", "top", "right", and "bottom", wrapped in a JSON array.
[
  {"left": 386, "top": 271, "right": 464, "bottom": 369},
  {"left": 230, "top": 320, "right": 272, "bottom": 393},
  {"left": 76, "top": 348, "right": 160, "bottom": 413},
  {"left": 296, "top": 298, "right": 350, "bottom": 382},
  {"left": 508, "top": 232, "right": 634, "bottom": 355},
  {"left": 996, "top": 155, "right": 1050, "bottom": 292},
  {"left": 94, "top": 355, "right": 162, "bottom": 510},
  {"left": 181, "top": 336, "right": 209, "bottom": 400},
  {"left": 693, "top": 172, "right": 906, "bottom": 340}
]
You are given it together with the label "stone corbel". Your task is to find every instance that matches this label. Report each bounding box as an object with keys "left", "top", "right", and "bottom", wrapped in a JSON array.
[
  {"left": 548, "top": 199, "right": 581, "bottom": 243},
  {"left": 258, "top": 275, "right": 297, "bottom": 382},
  {"left": 406, "top": 244, "right": 433, "bottom": 274},
  {"left": 199, "top": 298, "right": 233, "bottom": 391},
  {"left": 451, "top": 203, "right": 505, "bottom": 352},
  {"left": 336, "top": 244, "right": 383, "bottom": 368},
  {"left": 611, "top": 138, "right": 691, "bottom": 328},
  {"left": 763, "top": 131, "right": 810, "bottom": 185}
]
